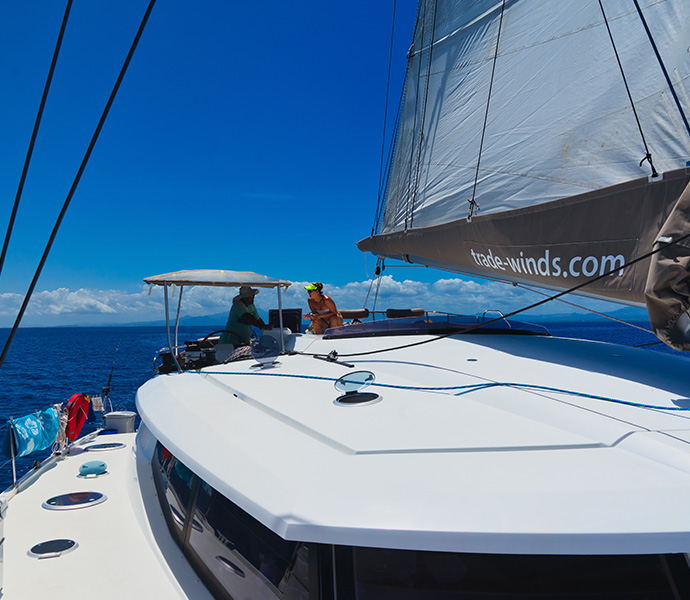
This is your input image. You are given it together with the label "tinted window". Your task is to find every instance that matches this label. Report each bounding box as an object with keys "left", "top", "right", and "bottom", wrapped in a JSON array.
[
  {"left": 152, "top": 442, "right": 309, "bottom": 599},
  {"left": 352, "top": 547, "right": 690, "bottom": 599},
  {"left": 153, "top": 444, "right": 196, "bottom": 542},
  {"left": 188, "top": 480, "right": 309, "bottom": 599}
]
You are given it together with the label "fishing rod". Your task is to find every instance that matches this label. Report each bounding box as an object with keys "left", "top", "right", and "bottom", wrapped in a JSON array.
[{"left": 101, "top": 342, "right": 120, "bottom": 412}]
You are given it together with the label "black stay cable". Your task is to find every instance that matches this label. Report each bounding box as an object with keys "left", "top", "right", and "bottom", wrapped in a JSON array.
[
  {"left": 632, "top": 0, "right": 690, "bottom": 141},
  {"left": 468, "top": 0, "right": 506, "bottom": 221},
  {"left": 0, "top": 0, "right": 157, "bottom": 370},
  {"left": 0, "top": 0, "right": 73, "bottom": 281},
  {"left": 373, "top": 100, "right": 402, "bottom": 235},
  {"left": 598, "top": 0, "right": 658, "bottom": 177},
  {"left": 376, "top": 0, "right": 397, "bottom": 219},
  {"left": 404, "top": 0, "right": 427, "bottom": 231},
  {"left": 408, "top": 0, "right": 438, "bottom": 229},
  {"left": 328, "top": 232, "right": 690, "bottom": 359}
]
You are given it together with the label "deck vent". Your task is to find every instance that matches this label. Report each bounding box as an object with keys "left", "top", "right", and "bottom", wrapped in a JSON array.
[
  {"left": 28, "top": 539, "right": 78, "bottom": 559},
  {"left": 84, "top": 442, "right": 126, "bottom": 452},
  {"left": 78, "top": 460, "right": 108, "bottom": 478},
  {"left": 334, "top": 370, "right": 380, "bottom": 406},
  {"left": 42, "top": 492, "right": 107, "bottom": 511}
]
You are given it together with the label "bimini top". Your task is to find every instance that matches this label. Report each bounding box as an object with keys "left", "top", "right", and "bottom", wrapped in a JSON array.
[{"left": 143, "top": 269, "right": 291, "bottom": 288}]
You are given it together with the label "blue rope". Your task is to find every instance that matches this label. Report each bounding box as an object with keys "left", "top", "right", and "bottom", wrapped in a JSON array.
[{"left": 194, "top": 370, "right": 689, "bottom": 412}]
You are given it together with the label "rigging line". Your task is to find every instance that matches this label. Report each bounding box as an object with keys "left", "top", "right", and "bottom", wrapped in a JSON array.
[
  {"left": 363, "top": 258, "right": 382, "bottom": 308},
  {"left": 372, "top": 260, "right": 386, "bottom": 314},
  {"left": 374, "top": 260, "right": 659, "bottom": 337},
  {"left": 632, "top": 0, "right": 690, "bottom": 140},
  {"left": 377, "top": 0, "right": 397, "bottom": 212},
  {"left": 512, "top": 282, "right": 654, "bottom": 334},
  {"left": 0, "top": 0, "right": 73, "bottom": 282},
  {"left": 0, "top": 0, "right": 157, "bottom": 371},
  {"left": 408, "top": 0, "right": 438, "bottom": 230},
  {"left": 199, "top": 371, "right": 687, "bottom": 412},
  {"left": 469, "top": 0, "right": 507, "bottom": 220},
  {"left": 598, "top": 0, "right": 658, "bottom": 177},
  {"left": 334, "top": 231, "right": 690, "bottom": 358},
  {"left": 373, "top": 98, "right": 402, "bottom": 235},
  {"left": 404, "top": 0, "right": 427, "bottom": 231},
  {"left": 369, "top": 260, "right": 651, "bottom": 335}
]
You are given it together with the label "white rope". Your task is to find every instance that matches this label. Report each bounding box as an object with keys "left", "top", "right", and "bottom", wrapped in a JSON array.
[{"left": 52, "top": 403, "right": 68, "bottom": 454}]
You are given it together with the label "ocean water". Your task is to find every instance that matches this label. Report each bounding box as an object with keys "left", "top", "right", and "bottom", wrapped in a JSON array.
[
  {"left": 0, "top": 322, "right": 687, "bottom": 490},
  {"left": 0, "top": 326, "right": 211, "bottom": 491}
]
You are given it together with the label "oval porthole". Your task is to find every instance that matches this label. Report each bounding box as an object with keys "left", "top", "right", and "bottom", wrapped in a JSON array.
[
  {"left": 28, "top": 539, "right": 78, "bottom": 559},
  {"left": 85, "top": 442, "right": 126, "bottom": 452},
  {"left": 42, "top": 491, "right": 107, "bottom": 511}
]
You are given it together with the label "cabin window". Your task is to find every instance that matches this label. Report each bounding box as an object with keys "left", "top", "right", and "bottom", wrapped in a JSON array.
[
  {"left": 152, "top": 442, "right": 310, "bottom": 600},
  {"left": 152, "top": 443, "right": 196, "bottom": 544},
  {"left": 187, "top": 479, "right": 309, "bottom": 599},
  {"left": 348, "top": 547, "right": 690, "bottom": 599}
]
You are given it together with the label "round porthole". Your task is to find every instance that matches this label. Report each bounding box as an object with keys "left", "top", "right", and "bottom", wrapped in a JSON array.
[
  {"left": 42, "top": 491, "right": 107, "bottom": 511},
  {"left": 85, "top": 442, "right": 126, "bottom": 452},
  {"left": 28, "top": 539, "right": 78, "bottom": 559}
]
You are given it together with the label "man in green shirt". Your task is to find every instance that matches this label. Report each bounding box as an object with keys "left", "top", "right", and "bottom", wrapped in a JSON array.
[{"left": 219, "top": 286, "right": 271, "bottom": 346}]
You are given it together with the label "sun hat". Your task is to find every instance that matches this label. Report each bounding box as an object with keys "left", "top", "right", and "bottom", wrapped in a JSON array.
[
  {"left": 304, "top": 282, "right": 323, "bottom": 292},
  {"left": 234, "top": 286, "right": 259, "bottom": 301}
]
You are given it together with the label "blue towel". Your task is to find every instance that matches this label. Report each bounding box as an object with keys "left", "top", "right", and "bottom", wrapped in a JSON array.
[{"left": 2, "top": 406, "right": 60, "bottom": 459}]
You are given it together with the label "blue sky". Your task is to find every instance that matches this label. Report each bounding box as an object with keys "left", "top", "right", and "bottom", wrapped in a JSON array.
[{"left": 0, "top": 1, "right": 648, "bottom": 326}]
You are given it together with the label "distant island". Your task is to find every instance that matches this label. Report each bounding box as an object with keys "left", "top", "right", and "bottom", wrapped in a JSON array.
[{"left": 5, "top": 304, "right": 649, "bottom": 329}]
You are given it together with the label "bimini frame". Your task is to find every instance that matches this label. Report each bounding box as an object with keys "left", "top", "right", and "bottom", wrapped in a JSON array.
[{"left": 143, "top": 269, "right": 292, "bottom": 372}]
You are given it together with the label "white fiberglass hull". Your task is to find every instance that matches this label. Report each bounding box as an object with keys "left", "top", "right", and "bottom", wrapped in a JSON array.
[{"left": 139, "top": 331, "right": 690, "bottom": 555}]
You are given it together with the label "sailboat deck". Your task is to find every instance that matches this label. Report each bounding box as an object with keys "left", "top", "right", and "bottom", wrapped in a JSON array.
[
  {"left": 138, "top": 331, "right": 690, "bottom": 555},
  {"left": 0, "top": 432, "right": 213, "bottom": 600}
]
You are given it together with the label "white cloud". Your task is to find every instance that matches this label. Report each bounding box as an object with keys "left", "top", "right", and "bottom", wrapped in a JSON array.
[{"left": 0, "top": 275, "right": 642, "bottom": 327}]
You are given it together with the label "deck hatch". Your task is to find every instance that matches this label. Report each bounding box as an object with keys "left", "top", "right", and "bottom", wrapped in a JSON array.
[
  {"left": 85, "top": 442, "right": 126, "bottom": 451},
  {"left": 334, "top": 370, "right": 381, "bottom": 405},
  {"left": 28, "top": 539, "right": 78, "bottom": 558},
  {"left": 42, "top": 491, "right": 107, "bottom": 510},
  {"left": 334, "top": 392, "right": 381, "bottom": 406}
]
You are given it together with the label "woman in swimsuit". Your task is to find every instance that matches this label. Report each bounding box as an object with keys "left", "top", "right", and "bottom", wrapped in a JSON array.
[{"left": 304, "top": 282, "right": 343, "bottom": 334}]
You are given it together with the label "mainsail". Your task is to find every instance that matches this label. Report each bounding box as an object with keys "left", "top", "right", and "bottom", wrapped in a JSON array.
[{"left": 358, "top": 0, "right": 690, "bottom": 348}]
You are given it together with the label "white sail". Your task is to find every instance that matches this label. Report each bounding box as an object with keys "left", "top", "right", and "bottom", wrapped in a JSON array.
[
  {"left": 381, "top": 0, "right": 690, "bottom": 232},
  {"left": 360, "top": 0, "right": 690, "bottom": 349}
]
